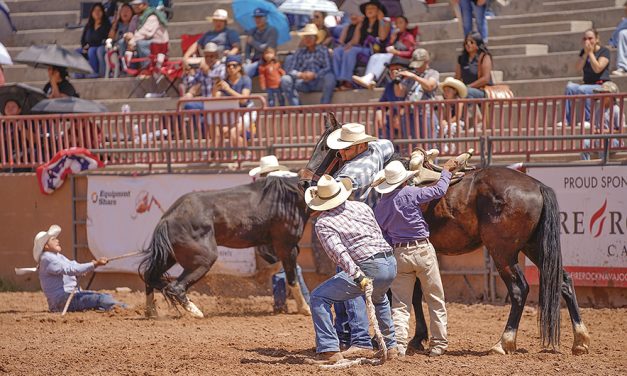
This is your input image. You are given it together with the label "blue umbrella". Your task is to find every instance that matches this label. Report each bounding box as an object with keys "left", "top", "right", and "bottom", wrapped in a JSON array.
[{"left": 233, "top": 0, "right": 291, "bottom": 46}]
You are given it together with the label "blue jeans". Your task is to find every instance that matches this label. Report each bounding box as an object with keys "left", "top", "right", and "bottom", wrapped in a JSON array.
[
  {"left": 266, "top": 88, "right": 285, "bottom": 107},
  {"left": 310, "top": 256, "right": 397, "bottom": 353},
  {"left": 64, "top": 291, "right": 126, "bottom": 312},
  {"left": 459, "top": 0, "right": 488, "bottom": 41},
  {"left": 75, "top": 46, "right": 106, "bottom": 78},
  {"left": 617, "top": 29, "right": 627, "bottom": 71},
  {"left": 564, "top": 82, "right": 602, "bottom": 124},
  {"left": 333, "top": 46, "right": 371, "bottom": 82},
  {"left": 244, "top": 60, "right": 260, "bottom": 78},
  {"left": 280, "top": 72, "right": 336, "bottom": 105},
  {"left": 333, "top": 266, "right": 371, "bottom": 350},
  {"left": 466, "top": 86, "right": 486, "bottom": 98},
  {"left": 272, "top": 265, "right": 310, "bottom": 311},
  {"left": 183, "top": 102, "right": 207, "bottom": 137}
]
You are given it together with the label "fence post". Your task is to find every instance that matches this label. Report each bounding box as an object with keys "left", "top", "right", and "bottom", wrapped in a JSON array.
[
  {"left": 486, "top": 137, "right": 493, "bottom": 166},
  {"left": 602, "top": 137, "right": 610, "bottom": 165},
  {"left": 479, "top": 136, "right": 486, "bottom": 168}
]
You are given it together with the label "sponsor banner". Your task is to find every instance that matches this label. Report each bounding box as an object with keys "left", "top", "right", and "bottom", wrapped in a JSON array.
[
  {"left": 526, "top": 166, "right": 626, "bottom": 287},
  {"left": 87, "top": 174, "right": 256, "bottom": 275}
]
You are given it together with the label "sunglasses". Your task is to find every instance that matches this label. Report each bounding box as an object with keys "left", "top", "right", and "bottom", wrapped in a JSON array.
[{"left": 226, "top": 63, "right": 240, "bottom": 68}]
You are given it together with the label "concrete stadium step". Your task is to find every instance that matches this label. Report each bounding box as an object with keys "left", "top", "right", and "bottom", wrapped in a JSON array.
[
  {"left": 454, "top": 44, "right": 548, "bottom": 57},
  {"left": 100, "top": 97, "right": 179, "bottom": 112},
  {"left": 504, "top": 74, "right": 627, "bottom": 97},
  {"left": 498, "top": 20, "right": 593, "bottom": 37},
  {"left": 23, "top": 77, "right": 178, "bottom": 100},
  {"left": 171, "top": 1, "right": 233, "bottom": 23},
  {"left": 3, "top": 0, "right": 82, "bottom": 13},
  {"left": 495, "top": 0, "right": 618, "bottom": 15},
  {"left": 10, "top": 10, "right": 77, "bottom": 30}
]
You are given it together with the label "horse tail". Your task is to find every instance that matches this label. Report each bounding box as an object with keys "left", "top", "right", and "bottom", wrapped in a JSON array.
[
  {"left": 138, "top": 219, "right": 173, "bottom": 290},
  {"left": 536, "top": 184, "right": 563, "bottom": 350}
]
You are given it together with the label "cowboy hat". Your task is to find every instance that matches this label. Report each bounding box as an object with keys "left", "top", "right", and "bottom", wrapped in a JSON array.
[
  {"left": 249, "top": 155, "right": 289, "bottom": 177},
  {"left": 593, "top": 81, "right": 619, "bottom": 94},
  {"left": 360, "top": 0, "right": 387, "bottom": 16},
  {"left": 372, "top": 160, "right": 419, "bottom": 193},
  {"left": 305, "top": 175, "right": 353, "bottom": 211},
  {"left": 297, "top": 23, "right": 319, "bottom": 37},
  {"left": 33, "top": 225, "right": 61, "bottom": 263},
  {"left": 327, "top": 123, "right": 377, "bottom": 150},
  {"left": 207, "top": 8, "right": 229, "bottom": 22},
  {"left": 440, "top": 77, "right": 468, "bottom": 98}
]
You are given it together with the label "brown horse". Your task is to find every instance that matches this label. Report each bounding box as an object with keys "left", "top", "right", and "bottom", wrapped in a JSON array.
[
  {"left": 298, "top": 114, "right": 590, "bottom": 355},
  {"left": 139, "top": 176, "right": 311, "bottom": 318}
]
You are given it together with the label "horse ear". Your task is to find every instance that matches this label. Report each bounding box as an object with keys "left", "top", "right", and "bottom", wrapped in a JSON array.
[{"left": 326, "top": 112, "right": 340, "bottom": 130}]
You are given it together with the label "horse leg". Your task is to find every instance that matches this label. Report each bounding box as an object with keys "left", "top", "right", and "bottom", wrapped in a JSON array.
[
  {"left": 408, "top": 278, "right": 428, "bottom": 351},
  {"left": 145, "top": 255, "right": 176, "bottom": 318},
  {"left": 489, "top": 263, "right": 529, "bottom": 355},
  {"left": 279, "top": 244, "right": 311, "bottom": 316},
  {"left": 561, "top": 271, "right": 590, "bottom": 355}
]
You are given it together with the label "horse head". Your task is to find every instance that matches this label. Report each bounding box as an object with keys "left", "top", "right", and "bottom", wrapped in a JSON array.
[{"left": 298, "top": 112, "right": 342, "bottom": 191}]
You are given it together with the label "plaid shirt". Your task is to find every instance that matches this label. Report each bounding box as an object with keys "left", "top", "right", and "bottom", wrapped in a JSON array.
[
  {"left": 335, "top": 139, "right": 395, "bottom": 203},
  {"left": 184, "top": 62, "right": 226, "bottom": 98},
  {"left": 315, "top": 200, "right": 393, "bottom": 278},
  {"left": 285, "top": 45, "right": 332, "bottom": 78}
]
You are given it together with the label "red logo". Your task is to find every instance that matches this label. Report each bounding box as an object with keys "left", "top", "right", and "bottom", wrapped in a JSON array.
[{"left": 589, "top": 199, "right": 607, "bottom": 238}]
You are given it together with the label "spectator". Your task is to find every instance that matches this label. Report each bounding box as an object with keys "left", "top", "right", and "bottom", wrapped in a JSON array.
[
  {"left": 336, "top": 12, "right": 363, "bottom": 49},
  {"left": 581, "top": 81, "right": 624, "bottom": 160},
  {"left": 452, "top": 0, "right": 488, "bottom": 41},
  {"left": 122, "top": 0, "right": 169, "bottom": 66},
  {"left": 182, "top": 42, "right": 225, "bottom": 105},
  {"left": 105, "top": 2, "right": 137, "bottom": 77},
  {"left": 353, "top": 15, "right": 416, "bottom": 89},
  {"left": 259, "top": 47, "right": 286, "bottom": 107},
  {"left": 44, "top": 66, "right": 79, "bottom": 98},
  {"left": 243, "top": 8, "right": 278, "bottom": 78},
  {"left": 2, "top": 99, "right": 21, "bottom": 116},
  {"left": 374, "top": 56, "right": 412, "bottom": 139},
  {"left": 77, "top": 3, "right": 111, "bottom": 78},
  {"left": 562, "top": 28, "right": 610, "bottom": 127},
  {"left": 440, "top": 77, "right": 468, "bottom": 152},
  {"left": 183, "top": 8, "right": 240, "bottom": 66},
  {"left": 455, "top": 32, "right": 492, "bottom": 99},
  {"left": 312, "top": 11, "right": 333, "bottom": 48},
  {"left": 398, "top": 48, "right": 440, "bottom": 139},
  {"left": 102, "top": 0, "right": 118, "bottom": 22},
  {"left": 281, "top": 24, "right": 336, "bottom": 105},
  {"left": 333, "top": 0, "right": 391, "bottom": 90},
  {"left": 610, "top": 4, "right": 627, "bottom": 76},
  {"left": 215, "top": 55, "right": 254, "bottom": 149}
]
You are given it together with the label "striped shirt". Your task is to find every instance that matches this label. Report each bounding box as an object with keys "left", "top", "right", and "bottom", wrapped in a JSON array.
[
  {"left": 285, "top": 45, "right": 332, "bottom": 78},
  {"left": 315, "top": 200, "right": 393, "bottom": 278},
  {"left": 185, "top": 62, "right": 226, "bottom": 98},
  {"left": 38, "top": 251, "right": 94, "bottom": 311}
]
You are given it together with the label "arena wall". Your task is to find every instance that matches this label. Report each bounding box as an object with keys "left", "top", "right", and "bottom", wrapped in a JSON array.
[{"left": 1, "top": 173, "right": 625, "bottom": 307}]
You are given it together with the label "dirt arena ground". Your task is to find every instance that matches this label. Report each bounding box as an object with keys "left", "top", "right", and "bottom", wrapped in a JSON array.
[{"left": 1, "top": 290, "right": 625, "bottom": 376}]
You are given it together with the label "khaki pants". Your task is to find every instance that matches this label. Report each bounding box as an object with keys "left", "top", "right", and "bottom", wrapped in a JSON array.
[{"left": 390, "top": 241, "right": 448, "bottom": 351}]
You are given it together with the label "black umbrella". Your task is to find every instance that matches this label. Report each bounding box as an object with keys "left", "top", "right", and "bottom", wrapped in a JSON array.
[
  {"left": 31, "top": 97, "right": 109, "bottom": 114},
  {"left": 14, "top": 44, "right": 94, "bottom": 75},
  {"left": 0, "top": 83, "right": 47, "bottom": 115}
]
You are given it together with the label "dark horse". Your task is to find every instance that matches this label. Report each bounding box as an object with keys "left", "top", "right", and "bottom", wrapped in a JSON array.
[
  {"left": 139, "top": 176, "right": 311, "bottom": 318},
  {"left": 298, "top": 114, "right": 590, "bottom": 355}
]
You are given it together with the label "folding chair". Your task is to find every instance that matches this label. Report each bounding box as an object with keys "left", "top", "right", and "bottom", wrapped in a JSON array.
[{"left": 124, "top": 42, "right": 169, "bottom": 98}]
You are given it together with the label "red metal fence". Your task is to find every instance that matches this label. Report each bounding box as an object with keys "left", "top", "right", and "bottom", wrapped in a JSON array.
[{"left": 1, "top": 94, "right": 625, "bottom": 169}]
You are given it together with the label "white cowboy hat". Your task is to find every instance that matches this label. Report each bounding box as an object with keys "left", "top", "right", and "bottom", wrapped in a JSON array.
[
  {"left": 249, "top": 155, "right": 290, "bottom": 177},
  {"left": 297, "top": 23, "right": 319, "bottom": 37},
  {"left": 372, "top": 160, "right": 419, "bottom": 193},
  {"left": 440, "top": 77, "right": 468, "bottom": 98},
  {"left": 207, "top": 8, "right": 229, "bottom": 22},
  {"left": 305, "top": 175, "right": 353, "bottom": 211},
  {"left": 327, "top": 123, "right": 377, "bottom": 150},
  {"left": 33, "top": 225, "right": 61, "bottom": 263}
]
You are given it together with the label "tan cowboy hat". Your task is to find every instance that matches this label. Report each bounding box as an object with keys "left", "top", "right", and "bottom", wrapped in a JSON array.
[
  {"left": 440, "top": 77, "right": 468, "bottom": 98},
  {"left": 297, "top": 23, "right": 319, "bottom": 37},
  {"left": 249, "top": 155, "right": 290, "bottom": 177},
  {"left": 33, "top": 225, "right": 61, "bottom": 263},
  {"left": 305, "top": 175, "right": 353, "bottom": 211},
  {"left": 372, "top": 160, "right": 419, "bottom": 194},
  {"left": 207, "top": 8, "right": 229, "bottom": 22},
  {"left": 327, "top": 123, "right": 377, "bottom": 150}
]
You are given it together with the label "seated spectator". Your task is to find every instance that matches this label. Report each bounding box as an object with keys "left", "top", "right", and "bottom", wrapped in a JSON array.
[
  {"left": 2, "top": 99, "right": 21, "bottom": 116},
  {"left": 452, "top": 0, "right": 488, "bottom": 41},
  {"left": 259, "top": 47, "right": 285, "bottom": 107},
  {"left": 440, "top": 77, "right": 468, "bottom": 152},
  {"left": 312, "top": 11, "right": 333, "bottom": 48},
  {"left": 610, "top": 4, "right": 627, "bottom": 76},
  {"left": 581, "top": 81, "right": 624, "bottom": 160},
  {"left": 76, "top": 3, "right": 111, "bottom": 78},
  {"left": 353, "top": 15, "right": 416, "bottom": 89},
  {"left": 122, "top": 0, "right": 169, "bottom": 66},
  {"left": 374, "top": 56, "right": 412, "bottom": 139},
  {"left": 105, "top": 2, "right": 137, "bottom": 77},
  {"left": 281, "top": 24, "right": 336, "bottom": 105},
  {"left": 333, "top": 0, "right": 391, "bottom": 90},
  {"left": 336, "top": 12, "right": 363, "bottom": 49},
  {"left": 215, "top": 55, "right": 254, "bottom": 149},
  {"left": 455, "top": 32, "right": 492, "bottom": 99},
  {"left": 562, "top": 28, "right": 610, "bottom": 127},
  {"left": 182, "top": 42, "right": 225, "bottom": 103},
  {"left": 398, "top": 48, "right": 439, "bottom": 139},
  {"left": 244, "top": 8, "right": 278, "bottom": 78},
  {"left": 44, "top": 66, "right": 79, "bottom": 98},
  {"left": 183, "top": 8, "right": 240, "bottom": 67}
]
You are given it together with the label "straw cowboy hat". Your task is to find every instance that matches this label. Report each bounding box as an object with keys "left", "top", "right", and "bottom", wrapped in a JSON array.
[
  {"left": 297, "top": 23, "right": 319, "bottom": 37},
  {"left": 33, "top": 225, "right": 61, "bottom": 263},
  {"left": 327, "top": 123, "right": 377, "bottom": 150},
  {"left": 305, "top": 175, "right": 353, "bottom": 211},
  {"left": 207, "top": 8, "right": 229, "bottom": 22},
  {"left": 249, "top": 155, "right": 290, "bottom": 177},
  {"left": 372, "top": 160, "right": 419, "bottom": 194},
  {"left": 440, "top": 77, "right": 468, "bottom": 98}
]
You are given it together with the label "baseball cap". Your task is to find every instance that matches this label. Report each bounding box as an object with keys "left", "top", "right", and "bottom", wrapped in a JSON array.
[
  {"left": 253, "top": 8, "right": 269, "bottom": 17},
  {"left": 129, "top": 0, "right": 148, "bottom": 5},
  {"left": 409, "top": 48, "right": 430, "bottom": 69},
  {"left": 209, "top": 9, "right": 228, "bottom": 21},
  {"left": 226, "top": 55, "right": 242, "bottom": 65}
]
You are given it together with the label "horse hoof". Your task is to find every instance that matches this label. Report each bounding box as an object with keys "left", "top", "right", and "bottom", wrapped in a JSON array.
[
  {"left": 407, "top": 337, "right": 426, "bottom": 352},
  {"left": 145, "top": 309, "right": 158, "bottom": 319},
  {"left": 184, "top": 301, "right": 204, "bottom": 318},
  {"left": 572, "top": 344, "right": 589, "bottom": 355},
  {"left": 299, "top": 306, "right": 312, "bottom": 316},
  {"left": 488, "top": 343, "right": 506, "bottom": 355}
]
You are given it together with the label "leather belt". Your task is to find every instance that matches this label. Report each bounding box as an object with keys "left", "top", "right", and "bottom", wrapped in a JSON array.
[
  {"left": 393, "top": 238, "right": 430, "bottom": 248},
  {"left": 371, "top": 250, "right": 394, "bottom": 259}
]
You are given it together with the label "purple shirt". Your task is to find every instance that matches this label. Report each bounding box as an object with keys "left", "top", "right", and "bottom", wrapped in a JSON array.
[
  {"left": 374, "top": 170, "right": 452, "bottom": 244},
  {"left": 38, "top": 251, "right": 95, "bottom": 311}
]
